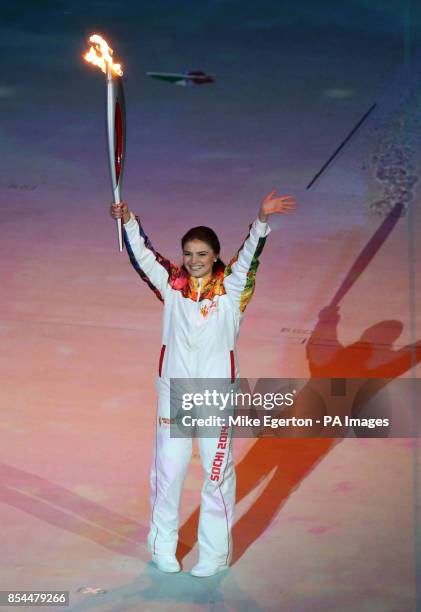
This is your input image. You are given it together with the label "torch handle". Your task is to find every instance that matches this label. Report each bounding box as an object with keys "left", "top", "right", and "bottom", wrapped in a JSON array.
[
  {"left": 116, "top": 218, "right": 123, "bottom": 252},
  {"left": 113, "top": 185, "right": 124, "bottom": 252}
]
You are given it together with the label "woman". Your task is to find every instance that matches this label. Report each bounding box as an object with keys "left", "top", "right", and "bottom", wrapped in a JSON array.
[{"left": 110, "top": 191, "right": 296, "bottom": 576}]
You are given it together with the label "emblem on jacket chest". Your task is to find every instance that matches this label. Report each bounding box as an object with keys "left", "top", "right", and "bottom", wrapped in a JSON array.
[{"left": 200, "top": 299, "right": 219, "bottom": 318}]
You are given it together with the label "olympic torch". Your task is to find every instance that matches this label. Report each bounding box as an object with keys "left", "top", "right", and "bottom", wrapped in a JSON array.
[{"left": 83, "top": 34, "right": 126, "bottom": 252}]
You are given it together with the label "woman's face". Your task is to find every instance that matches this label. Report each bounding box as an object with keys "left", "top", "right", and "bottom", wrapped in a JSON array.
[{"left": 182, "top": 239, "right": 217, "bottom": 279}]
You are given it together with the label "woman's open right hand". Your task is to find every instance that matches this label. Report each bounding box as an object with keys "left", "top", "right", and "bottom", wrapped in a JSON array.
[{"left": 110, "top": 202, "right": 131, "bottom": 224}]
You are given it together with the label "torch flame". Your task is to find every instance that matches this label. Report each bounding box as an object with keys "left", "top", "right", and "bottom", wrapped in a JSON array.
[{"left": 83, "top": 34, "right": 123, "bottom": 77}]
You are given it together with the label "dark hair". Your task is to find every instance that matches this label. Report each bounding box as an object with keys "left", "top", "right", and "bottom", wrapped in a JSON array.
[{"left": 181, "top": 226, "right": 225, "bottom": 273}]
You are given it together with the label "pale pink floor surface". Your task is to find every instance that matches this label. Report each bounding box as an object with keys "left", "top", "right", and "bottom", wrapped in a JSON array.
[{"left": 1, "top": 181, "right": 420, "bottom": 611}]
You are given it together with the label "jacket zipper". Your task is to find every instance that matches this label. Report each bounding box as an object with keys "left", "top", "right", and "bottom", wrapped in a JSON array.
[{"left": 197, "top": 278, "right": 202, "bottom": 307}]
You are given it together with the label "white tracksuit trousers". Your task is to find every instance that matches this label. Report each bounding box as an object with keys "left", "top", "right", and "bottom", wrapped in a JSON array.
[{"left": 147, "top": 386, "right": 236, "bottom": 565}]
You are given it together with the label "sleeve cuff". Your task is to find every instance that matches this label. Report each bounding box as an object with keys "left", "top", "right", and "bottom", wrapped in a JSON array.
[
  {"left": 123, "top": 212, "right": 137, "bottom": 229},
  {"left": 252, "top": 217, "right": 271, "bottom": 236}
]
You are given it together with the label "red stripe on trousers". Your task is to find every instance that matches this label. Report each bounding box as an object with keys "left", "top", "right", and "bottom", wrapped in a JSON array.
[
  {"left": 230, "top": 350, "right": 235, "bottom": 383},
  {"left": 159, "top": 345, "right": 166, "bottom": 377}
]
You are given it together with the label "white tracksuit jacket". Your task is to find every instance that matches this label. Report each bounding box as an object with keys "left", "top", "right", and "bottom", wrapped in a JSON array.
[{"left": 123, "top": 213, "right": 270, "bottom": 564}]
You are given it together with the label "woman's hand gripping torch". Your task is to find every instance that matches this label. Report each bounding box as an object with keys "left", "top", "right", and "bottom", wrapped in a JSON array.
[{"left": 83, "top": 34, "right": 126, "bottom": 252}]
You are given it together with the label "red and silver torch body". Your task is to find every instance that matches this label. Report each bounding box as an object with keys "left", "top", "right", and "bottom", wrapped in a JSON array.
[
  {"left": 83, "top": 34, "right": 126, "bottom": 252},
  {"left": 106, "top": 66, "right": 126, "bottom": 252}
]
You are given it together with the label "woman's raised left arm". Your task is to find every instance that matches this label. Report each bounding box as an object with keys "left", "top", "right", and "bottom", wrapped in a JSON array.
[{"left": 223, "top": 190, "right": 296, "bottom": 313}]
